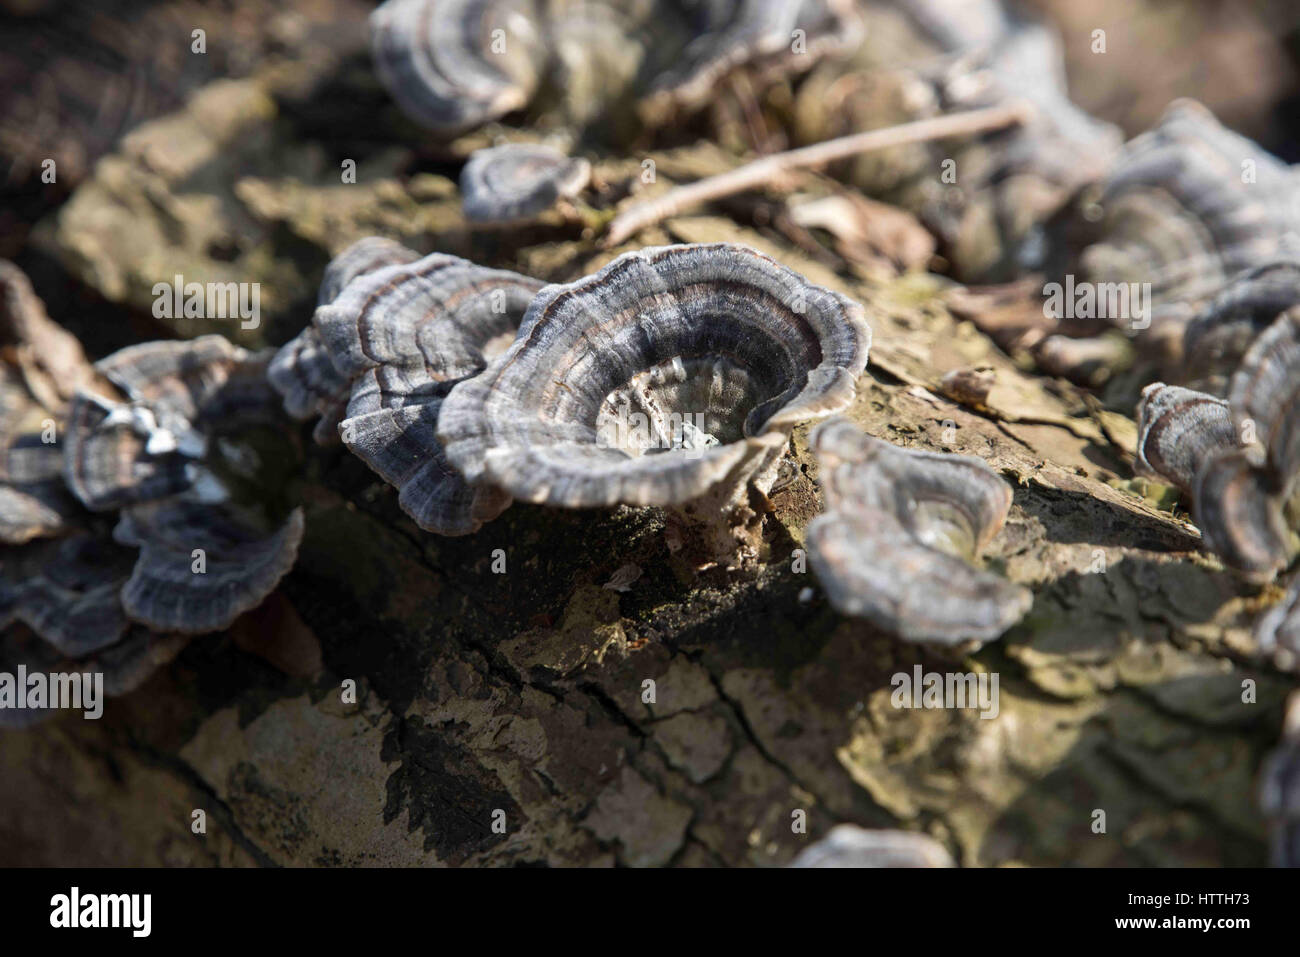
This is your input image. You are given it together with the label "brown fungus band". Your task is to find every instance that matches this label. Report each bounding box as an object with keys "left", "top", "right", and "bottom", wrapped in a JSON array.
[
  {"left": 437, "top": 243, "right": 870, "bottom": 563},
  {"left": 306, "top": 250, "right": 545, "bottom": 536},
  {"left": 806, "top": 419, "right": 1031, "bottom": 645}
]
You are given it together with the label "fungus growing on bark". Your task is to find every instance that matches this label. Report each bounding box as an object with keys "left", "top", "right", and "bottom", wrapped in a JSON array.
[
  {"left": 369, "top": 0, "right": 862, "bottom": 134},
  {"left": 1134, "top": 383, "right": 1236, "bottom": 494},
  {"left": 645, "top": 0, "right": 863, "bottom": 114},
  {"left": 0, "top": 533, "right": 133, "bottom": 657},
  {"left": 114, "top": 500, "right": 305, "bottom": 634},
  {"left": 806, "top": 419, "right": 1031, "bottom": 644},
  {"left": 269, "top": 238, "right": 421, "bottom": 444},
  {"left": 311, "top": 252, "right": 544, "bottom": 535},
  {"left": 438, "top": 243, "right": 871, "bottom": 563},
  {"left": 1183, "top": 261, "right": 1300, "bottom": 395},
  {"left": 65, "top": 337, "right": 271, "bottom": 510},
  {"left": 1073, "top": 100, "right": 1300, "bottom": 336},
  {"left": 460, "top": 143, "right": 591, "bottom": 224},
  {"left": 61, "top": 336, "right": 304, "bottom": 633},
  {"left": 789, "top": 824, "right": 955, "bottom": 868},
  {"left": 1135, "top": 375, "right": 1297, "bottom": 584},
  {"left": 369, "top": 0, "right": 544, "bottom": 133}
]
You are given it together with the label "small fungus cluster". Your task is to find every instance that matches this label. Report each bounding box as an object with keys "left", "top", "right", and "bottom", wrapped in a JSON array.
[
  {"left": 1, "top": 264, "right": 303, "bottom": 724},
  {"left": 369, "top": 0, "right": 863, "bottom": 134}
]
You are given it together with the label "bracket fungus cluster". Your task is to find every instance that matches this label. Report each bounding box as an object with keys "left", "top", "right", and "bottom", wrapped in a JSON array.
[
  {"left": 269, "top": 237, "right": 423, "bottom": 445},
  {"left": 789, "top": 824, "right": 955, "bottom": 868},
  {"left": 925, "top": 2, "right": 1121, "bottom": 195},
  {"left": 642, "top": 0, "right": 864, "bottom": 115},
  {"left": 460, "top": 143, "right": 591, "bottom": 224},
  {"left": 1, "top": 529, "right": 189, "bottom": 726},
  {"left": 2, "top": 268, "right": 303, "bottom": 725},
  {"left": 805, "top": 419, "right": 1031, "bottom": 645},
  {"left": 369, "top": 0, "right": 862, "bottom": 134},
  {"left": 1183, "top": 259, "right": 1300, "bottom": 395},
  {"left": 63, "top": 336, "right": 304, "bottom": 633},
  {"left": 1068, "top": 100, "right": 1300, "bottom": 340},
  {"left": 1136, "top": 318, "right": 1300, "bottom": 587},
  {"left": 271, "top": 237, "right": 546, "bottom": 535},
  {"left": 438, "top": 243, "right": 870, "bottom": 564}
]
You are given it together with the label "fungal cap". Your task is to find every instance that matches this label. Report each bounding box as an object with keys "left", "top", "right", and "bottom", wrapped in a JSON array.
[
  {"left": 807, "top": 419, "right": 1030, "bottom": 645},
  {"left": 646, "top": 0, "right": 862, "bottom": 112},
  {"left": 369, "top": 0, "right": 542, "bottom": 132},
  {"left": 789, "top": 825, "right": 955, "bottom": 868},
  {"left": 309, "top": 253, "right": 543, "bottom": 534},
  {"left": 460, "top": 143, "right": 591, "bottom": 224},
  {"left": 341, "top": 388, "right": 511, "bottom": 535},
  {"left": 317, "top": 237, "right": 422, "bottom": 308},
  {"left": 269, "top": 237, "right": 421, "bottom": 427},
  {"left": 65, "top": 336, "right": 272, "bottom": 512},
  {"left": 1, "top": 533, "right": 133, "bottom": 656},
  {"left": 63, "top": 392, "right": 197, "bottom": 511},
  {"left": 114, "top": 501, "right": 305, "bottom": 634},
  {"left": 313, "top": 252, "right": 545, "bottom": 387},
  {"left": 1228, "top": 309, "right": 1300, "bottom": 486},
  {"left": 1082, "top": 100, "right": 1299, "bottom": 327},
  {"left": 437, "top": 243, "right": 872, "bottom": 510},
  {"left": 1183, "top": 260, "right": 1300, "bottom": 391},
  {"left": 1134, "top": 382, "right": 1236, "bottom": 493},
  {"left": 1193, "top": 448, "right": 1293, "bottom": 584}
]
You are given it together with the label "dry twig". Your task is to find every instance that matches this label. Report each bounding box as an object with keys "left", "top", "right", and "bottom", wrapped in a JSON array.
[{"left": 602, "top": 101, "right": 1035, "bottom": 248}]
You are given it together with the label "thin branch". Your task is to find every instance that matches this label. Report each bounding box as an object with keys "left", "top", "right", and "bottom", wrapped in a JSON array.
[{"left": 602, "top": 101, "right": 1036, "bottom": 248}]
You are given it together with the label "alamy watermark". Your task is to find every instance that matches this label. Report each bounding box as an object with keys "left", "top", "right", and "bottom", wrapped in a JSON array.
[
  {"left": 1042, "top": 274, "right": 1151, "bottom": 331},
  {"left": 50, "top": 887, "right": 151, "bottom": 937},
  {"left": 596, "top": 405, "right": 718, "bottom": 459},
  {"left": 152, "top": 274, "right": 260, "bottom": 329},
  {"left": 0, "top": 667, "right": 103, "bottom": 720},
  {"left": 891, "top": 665, "right": 999, "bottom": 720}
]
